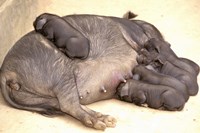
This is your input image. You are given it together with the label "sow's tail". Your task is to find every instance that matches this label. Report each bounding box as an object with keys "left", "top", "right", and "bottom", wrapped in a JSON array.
[
  {"left": 123, "top": 11, "right": 138, "bottom": 19},
  {"left": 0, "top": 71, "right": 64, "bottom": 116}
]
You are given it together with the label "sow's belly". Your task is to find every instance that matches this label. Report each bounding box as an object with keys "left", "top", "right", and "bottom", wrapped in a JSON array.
[{"left": 76, "top": 51, "right": 138, "bottom": 105}]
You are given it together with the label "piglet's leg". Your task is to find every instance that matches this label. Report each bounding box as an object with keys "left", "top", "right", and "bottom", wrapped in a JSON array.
[
  {"left": 65, "top": 37, "right": 90, "bottom": 59},
  {"left": 44, "top": 28, "right": 54, "bottom": 41}
]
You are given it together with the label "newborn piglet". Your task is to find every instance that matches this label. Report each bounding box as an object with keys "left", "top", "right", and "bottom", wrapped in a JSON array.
[
  {"left": 137, "top": 38, "right": 199, "bottom": 95},
  {"left": 33, "top": 13, "right": 90, "bottom": 59},
  {"left": 142, "top": 38, "right": 199, "bottom": 76},
  {"left": 117, "top": 79, "right": 185, "bottom": 111},
  {"left": 117, "top": 65, "right": 188, "bottom": 111}
]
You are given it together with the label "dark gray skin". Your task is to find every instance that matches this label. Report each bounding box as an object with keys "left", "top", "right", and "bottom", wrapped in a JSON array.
[
  {"left": 1, "top": 13, "right": 198, "bottom": 130},
  {"left": 117, "top": 79, "right": 185, "bottom": 111},
  {"left": 33, "top": 13, "right": 90, "bottom": 59},
  {"left": 137, "top": 38, "right": 199, "bottom": 95}
]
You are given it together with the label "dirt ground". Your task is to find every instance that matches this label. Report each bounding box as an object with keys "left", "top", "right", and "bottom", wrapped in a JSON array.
[{"left": 0, "top": 0, "right": 200, "bottom": 133}]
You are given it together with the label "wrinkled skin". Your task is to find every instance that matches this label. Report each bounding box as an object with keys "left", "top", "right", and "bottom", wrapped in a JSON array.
[
  {"left": 137, "top": 38, "right": 199, "bottom": 95},
  {"left": 33, "top": 13, "right": 90, "bottom": 59},
  {"left": 0, "top": 13, "right": 199, "bottom": 130}
]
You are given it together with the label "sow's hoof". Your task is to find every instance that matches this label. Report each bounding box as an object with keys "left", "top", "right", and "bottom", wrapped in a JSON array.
[
  {"left": 82, "top": 114, "right": 117, "bottom": 130},
  {"left": 95, "top": 113, "right": 117, "bottom": 128}
]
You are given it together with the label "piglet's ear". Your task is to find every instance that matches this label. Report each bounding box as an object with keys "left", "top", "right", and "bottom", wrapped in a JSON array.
[
  {"left": 119, "top": 83, "right": 129, "bottom": 97},
  {"left": 166, "top": 41, "right": 171, "bottom": 47},
  {"left": 35, "top": 18, "right": 47, "bottom": 30},
  {"left": 154, "top": 44, "right": 161, "bottom": 53},
  {"left": 145, "top": 38, "right": 161, "bottom": 53},
  {"left": 155, "top": 56, "right": 165, "bottom": 65},
  {"left": 149, "top": 38, "right": 161, "bottom": 53}
]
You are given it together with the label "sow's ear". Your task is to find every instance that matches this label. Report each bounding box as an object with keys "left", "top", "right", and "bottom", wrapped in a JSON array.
[{"left": 33, "top": 18, "right": 47, "bottom": 31}]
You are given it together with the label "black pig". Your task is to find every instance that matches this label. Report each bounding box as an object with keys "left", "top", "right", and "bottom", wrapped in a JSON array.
[
  {"left": 33, "top": 13, "right": 90, "bottom": 59},
  {"left": 117, "top": 79, "right": 185, "bottom": 111},
  {"left": 137, "top": 38, "right": 199, "bottom": 95},
  {"left": 117, "top": 64, "right": 188, "bottom": 111}
]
